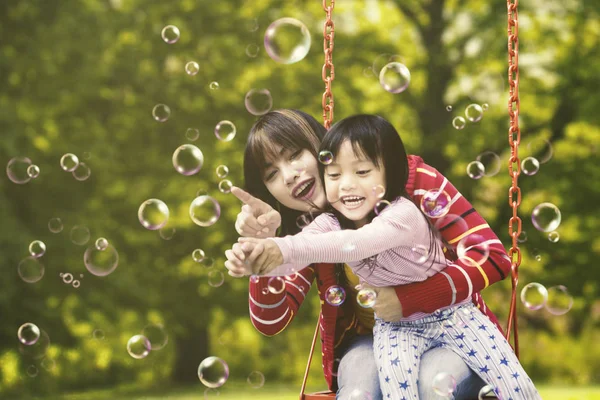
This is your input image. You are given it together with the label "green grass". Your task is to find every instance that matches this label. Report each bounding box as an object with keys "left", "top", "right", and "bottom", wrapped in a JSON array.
[{"left": 28, "top": 383, "right": 600, "bottom": 400}]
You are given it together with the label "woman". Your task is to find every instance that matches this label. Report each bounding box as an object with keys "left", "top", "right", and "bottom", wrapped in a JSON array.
[{"left": 229, "top": 109, "right": 511, "bottom": 399}]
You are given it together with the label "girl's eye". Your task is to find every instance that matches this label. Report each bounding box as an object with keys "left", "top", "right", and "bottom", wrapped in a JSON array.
[
  {"left": 326, "top": 173, "right": 340, "bottom": 179},
  {"left": 290, "top": 150, "right": 302, "bottom": 160},
  {"left": 357, "top": 169, "right": 371, "bottom": 176}
]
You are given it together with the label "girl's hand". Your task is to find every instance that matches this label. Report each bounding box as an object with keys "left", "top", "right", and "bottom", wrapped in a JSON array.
[
  {"left": 360, "top": 283, "right": 404, "bottom": 322},
  {"left": 238, "top": 237, "right": 284, "bottom": 275},
  {"left": 231, "top": 186, "right": 281, "bottom": 238},
  {"left": 224, "top": 242, "right": 264, "bottom": 277}
]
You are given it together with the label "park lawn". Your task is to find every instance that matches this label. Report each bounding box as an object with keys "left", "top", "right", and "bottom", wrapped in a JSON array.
[{"left": 34, "top": 383, "right": 600, "bottom": 400}]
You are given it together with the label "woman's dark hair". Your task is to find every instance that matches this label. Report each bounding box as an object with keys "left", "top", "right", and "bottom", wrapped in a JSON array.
[
  {"left": 318, "top": 114, "right": 443, "bottom": 275},
  {"left": 243, "top": 109, "right": 326, "bottom": 237}
]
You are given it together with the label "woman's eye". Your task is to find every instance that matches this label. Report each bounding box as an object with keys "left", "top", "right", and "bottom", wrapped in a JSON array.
[
  {"left": 290, "top": 150, "right": 302, "bottom": 160},
  {"left": 326, "top": 173, "right": 340, "bottom": 179},
  {"left": 264, "top": 170, "right": 277, "bottom": 181},
  {"left": 357, "top": 170, "right": 371, "bottom": 175}
]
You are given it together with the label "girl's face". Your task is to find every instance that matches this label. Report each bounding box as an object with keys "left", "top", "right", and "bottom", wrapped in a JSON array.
[
  {"left": 262, "top": 146, "right": 327, "bottom": 212},
  {"left": 324, "top": 140, "right": 386, "bottom": 228}
]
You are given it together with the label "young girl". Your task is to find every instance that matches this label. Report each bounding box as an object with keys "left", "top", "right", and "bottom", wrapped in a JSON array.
[{"left": 229, "top": 115, "right": 541, "bottom": 399}]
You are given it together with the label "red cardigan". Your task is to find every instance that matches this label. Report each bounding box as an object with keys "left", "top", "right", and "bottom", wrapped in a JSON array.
[{"left": 248, "top": 155, "right": 511, "bottom": 391}]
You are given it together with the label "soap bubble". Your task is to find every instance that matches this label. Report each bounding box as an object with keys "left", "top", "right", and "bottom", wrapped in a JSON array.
[
  {"left": 172, "top": 144, "right": 204, "bottom": 176},
  {"left": 531, "top": 202, "right": 561, "bottom": 232},
  {"left": 152, "top": 104, "right": 171, "bottom": 122},
  {"left": 245, "top": 89, "right": 273, "bottom": 116},
  {"left": 264, "top": 18, "right": 311, "bottom": 64},
  {"left": 185, "top": 61, "right": 199, "bottom": 76},
  {"left": 214, "top": 120, "right": 236, "bottom": 142},
  {"left": 189, "top": 196, "right": 221, "bottom": 227},
  {"left": 7, "top": 157, "right": 33, "bottom": 184},
  {"left": 138, "top": 199, "right": 169, "bottom": 230},
  {"left": 161, "top": 25, "right": 180, "bottom": 44},
  {"left": 198, "top": 356, "right": 229, "bottom": 388},
  {"left": 18, "top": 323, "right": 41, "bottom": 346},
  {"left": 127, "top": 334, "right": 151, "bottom": 359},
  {"left": 60, "top": 153, "right": 79, "bottom": 172},
  {"left": 18, "top": 257, "right": 45, "bottom": 283},
  {"left": 379, "top": 62, "right": 411, "bottom": 94}
]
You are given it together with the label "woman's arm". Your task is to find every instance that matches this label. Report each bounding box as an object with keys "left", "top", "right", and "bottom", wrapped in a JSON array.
[{"left": 396, "top": 161, "right": 512, "bottom": 317}]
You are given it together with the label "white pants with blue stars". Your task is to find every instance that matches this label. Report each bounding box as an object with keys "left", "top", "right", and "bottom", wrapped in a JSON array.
[{"left": 373, "top": 303, "right": 541, "bottom": 400}]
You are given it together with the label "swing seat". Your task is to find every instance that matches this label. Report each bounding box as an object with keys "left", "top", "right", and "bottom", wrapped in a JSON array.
[{"left": 301, "top": 390, "right": 335, "bottom": 399}]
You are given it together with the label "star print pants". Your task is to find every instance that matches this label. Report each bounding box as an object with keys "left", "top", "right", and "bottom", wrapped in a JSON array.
[{"left": 373, "top": 303, "right": 541, "bottom": 400}]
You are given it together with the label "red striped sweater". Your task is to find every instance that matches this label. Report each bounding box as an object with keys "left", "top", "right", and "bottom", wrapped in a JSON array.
[{"left": 248, "top": 155, "right": 511, "bottom": 391}]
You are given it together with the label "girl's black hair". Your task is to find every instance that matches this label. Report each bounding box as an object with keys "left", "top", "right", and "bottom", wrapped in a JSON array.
[{"left": 318, "top": 115, "right": 444, "bottom": 277}]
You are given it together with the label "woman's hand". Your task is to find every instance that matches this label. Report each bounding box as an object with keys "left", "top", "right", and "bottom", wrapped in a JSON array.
[
  {"left": 361, "top": 283, "right": 404, "bottom": 322},
  {"left": 231, "top": 186, "right": 281, "bottom": 238}
]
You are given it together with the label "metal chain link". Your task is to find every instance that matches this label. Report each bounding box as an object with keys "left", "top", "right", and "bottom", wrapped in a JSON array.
[
  {"left": 506, "top": 0, "right": 521, "bottom": 358},
  {"left": 322, "top": 0, "right": 335, "bottom": 129}
]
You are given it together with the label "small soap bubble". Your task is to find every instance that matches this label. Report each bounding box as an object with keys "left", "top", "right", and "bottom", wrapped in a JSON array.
[
  {"left": 185, "top": 61, "right": 200, "bottom": 76},
  {"left": 72, "top": 280, "right": 80, "bottom": 288},
  {"left": 159, "top": 227, "right": 176, "bottom": 240},
  {"left": 372, "top": 185, "right": 385, "bottom": 199},
  {"left": 532, "top": 202, "right": 561, "bottom": 232},
  {"left": 152, "top": 104, "right": 171, "bottom": 122},
  {"left": 202, "top": 257, "right": 215, "bottom": 268},
  {"left": 246, "top": 18, "right": 259, "bottom": 32},
  {"left": 29, "top": 240, "right": 46, "bottom": 258},
  {"left": 6, "top": 157, "right": 32, "bottom": 184},
  {"left": 527, "top": 138, "right": 553, "bottom": 164},
  {"left": 41, "top": 357, "right": 56, "bottom": 371},
  {"left": 420, "top": 189, "right": 451, "bottom": 218},
  {"left": 482, "top": 103, "right": 489, "bottom": 111},
  {"left": 247, "top": 371, "right": 265, "bottom": 389},
  {"left": 318, "top": 150, "right": 334, "bottom": 165},
  {"left": 432, "top": 372, "right": 457, "bottom": 397},
  {"left": 192, "top": 249, "right": 206, "bottom": 263},
  {"left": 27, "top": 165, "right": 40, "bottom": 178},
  {"left": 214, "top": 120, "right": 236, "bottom": 142},
  {"left": 60, "top": 153, "right": 79, "bottom": 172},
  {"left": 161, "top": 25, "right": 180, "bottom": 44},
  {"left": 245, "top": 44, "right": 260, "bottom": 58},
  {"left": 138, "top": 199, "right": 170, "bottom": 230},
  {"left": 478, "top": 385, "right": 496, "bottom": 399},
  {"left": 465, "top": 104, "right": 484, "bottom": 122},
  {"left": 374, "top": 200, "right": 391, "bottom": 216},
  {"left": 520, "top": 282, "right": 548, "bottom": 311},
  {"left": 142, "top": 324, "right": 169, "bottom": 351},
  {"left": 457, "top": 234, "right": 490, "bottom": 268},
  {"left": 521, "top": 156, "right": 540, "bottom": 176},
  {"left": 466, "top": 161, "right": 485, "bottom": 179},
  {"left": 209, "top": 81, "right": 220, "bottom": 90},
  {"left": 325, "top": 286, "right": 346, "bottom": 306},
  {"left": 173, "top": 144, "right": 204, "bottom": 176},
  {"left": 18, "top": 257, "right": 45, "bottom": 283},
  {"left": 189, "top": 196, "right": 221, "bottom": 227},
  {"left": 379, "top": 62, "right": 411, "bottom": 94},
  {"left": 18, "top": 323, "right": 41, "bottom": 346},
  {"left": 476, "top": 151, "right": 501, "bottom": 177},
  {"left": 452, "top": 117, "right": 466, "bottom": 130},
  {"left": 185, "top": 128, "right": 200, "bottom": 141},
  {"left": 356, "top": 288, "right": 377, "bottom": 308},
  {"left": 127, "top": 335, "right": 151, "bottom": 359},
  {"left": 198, "top": 356, "right": 229, "bottom": 388},
  {"left": 267, "top": 276, "right": 285, "bottom": 294},
  {"left": 70, "top": 225, "right": 90, "bottom": 246},
  {"left": 208, "top": 269, "right": 225, "bottom": 287},
  {"left": 93, "top": 329, "right": 105, "bottom": 340},
  {"left": 218, "top": 180, "right": 232, "bottom": 194},
  {"left": 446, "top": 105, "right": 453, "bottom": 112},
  {"left": 545, "top": 285, "right": 573, "bottom": 315},
  {"left": 62, "top": 273, "right": 74, "bottom": 284},
  {"left": 72, "top": 162, "right": 91, "bottom": 181},
  {"left": 95, "top": 238, "right": 109, "bottom": 251},
  {"left": 548, "top": 231, "right": 560, "bottom": 243},
  {"left": 48, "top": 217, "right": 63, "bottom": 233},
  {"left": 84, "top": 244, "right": 119, "bottom": 276},
  {"left": 245, "top": 89, "right": 273, "bottom": 116},
  {"left": 215, "top": 165, "right": 229, "bottom": 179},
  {"left": 296, "top": 212, "right": 314, "bottom": 229},
  {"left": 264, "top": 18, "right": 311, "bottom": 64},
  {"left": 26, "top": 365, "right": 39, "bottom": 378},
  {"left": 517, "top": 231, "right": 528, "bottom": 243}
]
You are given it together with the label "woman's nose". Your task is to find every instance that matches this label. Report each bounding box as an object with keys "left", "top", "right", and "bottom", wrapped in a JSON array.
[{"left": 281, "top": 165, "right": 299, "bottom": 185}]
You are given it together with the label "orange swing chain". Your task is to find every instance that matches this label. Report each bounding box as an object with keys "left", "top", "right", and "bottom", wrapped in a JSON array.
[
  {"left": 506, "top": 0, "right": 522, "bottom": 358},
  {"left": 322, "top": 0, "right": 335, "bottom": 129}
]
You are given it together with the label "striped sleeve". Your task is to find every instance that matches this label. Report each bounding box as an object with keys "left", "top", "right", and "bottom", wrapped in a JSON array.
[
  {"left": 395, "top": 163, "right": 512, "bottom": 317},
  {"left": 248, "top": 265, "right": 315, "bottom": 336}
]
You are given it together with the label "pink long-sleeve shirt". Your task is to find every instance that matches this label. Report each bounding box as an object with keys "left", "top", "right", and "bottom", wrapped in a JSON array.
[{"left": 271, "top": 197, "right": 451, "bottom": 287}]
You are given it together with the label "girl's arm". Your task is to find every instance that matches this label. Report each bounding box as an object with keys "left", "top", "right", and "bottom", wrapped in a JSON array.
[
  {"left": 272, "top": 198, "right": 430, "bottom": 266},
  {"left": 395, "top": 161, "right": 512, "bottom": 317}
]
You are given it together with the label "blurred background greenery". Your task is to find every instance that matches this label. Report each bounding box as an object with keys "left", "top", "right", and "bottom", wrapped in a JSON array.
[{"left": 1, "top": 0, "right": 598, "bottom": 398}]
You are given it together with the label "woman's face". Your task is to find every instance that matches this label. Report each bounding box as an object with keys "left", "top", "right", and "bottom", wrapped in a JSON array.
[{"left": 262, "top": 146, "right": 327, "bottom": 212}]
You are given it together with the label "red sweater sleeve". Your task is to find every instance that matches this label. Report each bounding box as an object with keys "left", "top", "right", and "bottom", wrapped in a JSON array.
[
  {"left": 395, "top": 158, "right": 512, "bottom": 317},
  {"left": 248, "top": 265, "right": 316, "bottom": 336}
]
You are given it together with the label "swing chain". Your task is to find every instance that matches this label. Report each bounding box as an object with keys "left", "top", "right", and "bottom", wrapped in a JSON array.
[
  {"left": 322, "top": 0, "right": 335, "bottom": 129},
  {"left": 506, "top": 0, "right": 521, "bottom": 356}
]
